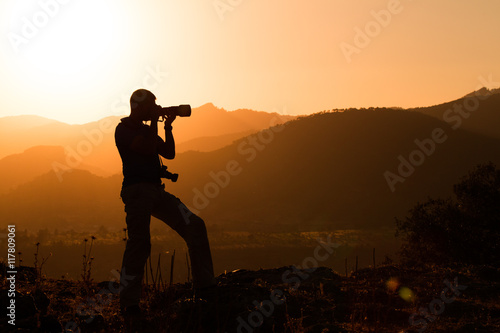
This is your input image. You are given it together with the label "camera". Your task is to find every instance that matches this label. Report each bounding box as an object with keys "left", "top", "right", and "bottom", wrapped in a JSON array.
[
  {"left": 157, "top": 104, "right": 191, "bottom": 119},
  {"left": 160, "top": 165, "right": 178, "bottom": 182}
]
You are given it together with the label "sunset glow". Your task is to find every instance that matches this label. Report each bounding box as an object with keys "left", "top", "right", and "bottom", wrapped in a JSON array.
[
  {"left": 1, "top": 0, "right": 499, "bottom": 123},
  {"left": 0, "top": 2, "right": 499, "bottom": 330}
]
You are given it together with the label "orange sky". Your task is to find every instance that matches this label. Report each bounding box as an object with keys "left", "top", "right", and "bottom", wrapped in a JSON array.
[{"left": 1, "top": 0, "right": 499, "bottom": 124}]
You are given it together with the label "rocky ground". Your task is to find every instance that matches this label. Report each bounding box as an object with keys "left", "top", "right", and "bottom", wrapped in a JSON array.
[{"left": 1, "top": 262, "right": 499, "bottom": 332}]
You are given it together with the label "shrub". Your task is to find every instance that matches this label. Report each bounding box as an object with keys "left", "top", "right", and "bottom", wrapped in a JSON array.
[{"left": 396, "top": 162, "right": 500, "bottom": 265}]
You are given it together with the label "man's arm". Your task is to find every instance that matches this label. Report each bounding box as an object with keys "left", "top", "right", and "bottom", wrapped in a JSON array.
[
  {"left": 128, "top": 123, "right": 174, "bottom": 158},
  {"left": 124, "top": 112, "right": 175, "bottom": 158},
  {"left": 159, "top": 115, "right": 176, "bottom": 159}
]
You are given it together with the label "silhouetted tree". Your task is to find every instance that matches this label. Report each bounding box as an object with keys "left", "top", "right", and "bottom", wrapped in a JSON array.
[{"left": 396, "top": 162, "right": 500, "bottom": 266}]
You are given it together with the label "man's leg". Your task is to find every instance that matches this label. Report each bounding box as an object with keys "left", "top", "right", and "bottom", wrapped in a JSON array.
[
  {"left": 152, "top": 190, "right": 216, "bottom": 288},
  {"left": 119, "top": 184, "right": 154, "bottom": 310}
]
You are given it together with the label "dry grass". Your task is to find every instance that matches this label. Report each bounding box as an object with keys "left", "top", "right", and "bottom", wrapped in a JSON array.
[{"left": 1, "top": 262, "right": 499, "bottom": 332}]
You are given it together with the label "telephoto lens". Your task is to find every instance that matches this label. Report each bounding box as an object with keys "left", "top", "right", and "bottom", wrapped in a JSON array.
[
  {"left": 176, "top": 104, "right": 191, "bottom": 117},
  {"left": 161, "top": 105, "right": 191, "bottom": 117}
]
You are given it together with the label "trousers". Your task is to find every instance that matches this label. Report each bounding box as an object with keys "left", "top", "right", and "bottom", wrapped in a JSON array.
[{"left": 119, "top": 182, "right": 215, "bottom": 309}]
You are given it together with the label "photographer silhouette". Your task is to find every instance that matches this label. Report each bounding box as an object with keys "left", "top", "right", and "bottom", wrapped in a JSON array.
[{"left": 115, "top": 89, "right": 216, "bottom": 329}]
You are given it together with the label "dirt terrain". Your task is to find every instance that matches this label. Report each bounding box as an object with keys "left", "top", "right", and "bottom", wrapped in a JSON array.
[{"left": 1, "top": 262, "right": 499, "bottom": 332}]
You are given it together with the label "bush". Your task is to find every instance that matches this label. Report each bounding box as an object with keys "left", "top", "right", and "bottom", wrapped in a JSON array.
[{"left": 396, "top": 162, "right": 500, "bottom": 266}]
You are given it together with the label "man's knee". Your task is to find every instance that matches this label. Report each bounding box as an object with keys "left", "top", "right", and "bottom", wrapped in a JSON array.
[
  {"left": 190, "top": 215, "right": 207, "bottom": 231},
  {"left": 125, "top": 236, "right": 151, "bottom": 254},
  {"left": 177, "top": 202, "right": 197, "bottom": 225},
  {"left": 184, "top": 216, "right": 209, "bottom": 245}
]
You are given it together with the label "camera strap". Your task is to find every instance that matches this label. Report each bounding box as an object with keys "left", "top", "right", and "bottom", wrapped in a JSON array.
[{"left": 158, "top": 156, "right": 165, "bottom": 170}]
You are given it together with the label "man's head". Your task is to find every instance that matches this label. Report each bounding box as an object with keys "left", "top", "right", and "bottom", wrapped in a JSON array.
[{"left": 130, "top": 89, "right": 158, "bottom": 121}]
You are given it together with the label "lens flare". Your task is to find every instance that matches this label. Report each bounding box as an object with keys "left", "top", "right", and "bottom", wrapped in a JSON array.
[
  {"left": 386, "top": 277, "right": 400, "bottom": 292},
  {"left": 398, "top": 287, "right": 415, "bottom": 302}
]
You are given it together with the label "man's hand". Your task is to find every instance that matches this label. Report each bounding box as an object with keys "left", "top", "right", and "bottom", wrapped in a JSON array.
[
  {"left": 161, "top": 113, "right": 176, "bottom": 159},
  {"left": 164, "top": 114, "right": 177, "bottom": 126}
]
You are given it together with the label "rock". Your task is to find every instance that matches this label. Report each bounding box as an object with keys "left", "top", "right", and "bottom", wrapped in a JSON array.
[
  {"left": 40, "top": 314, "right": 63, "bottom": 332},
  {"left": 443, "top": 300, "right": 477, "bottom": 319},
  {"left": 452, "top": 322, "right": 489, "bottom": 332},
  {"left": 78, "top": 313, "right": 106, "bottom": 332},
  {"left": 477, "top": 265, "right": 500, "bottom": 281}
]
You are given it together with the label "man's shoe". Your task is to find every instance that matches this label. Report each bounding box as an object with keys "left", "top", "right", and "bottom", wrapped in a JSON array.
[{"left": 122, "top": 305, "right": 142, "bottom": 333}]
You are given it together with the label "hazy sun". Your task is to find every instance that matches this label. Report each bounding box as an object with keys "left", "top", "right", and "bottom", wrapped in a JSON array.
[{"left": 8, "top": 0, "right": 128, "bottom": 93}]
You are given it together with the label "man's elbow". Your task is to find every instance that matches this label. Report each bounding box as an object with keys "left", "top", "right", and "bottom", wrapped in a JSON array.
[{"left": 161, "top": 149, "right": 175, "bottom": 159}]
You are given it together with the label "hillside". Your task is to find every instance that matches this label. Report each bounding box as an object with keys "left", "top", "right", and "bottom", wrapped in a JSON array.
[
  {"left": 411, "top": 88, "right": 500, "bottom": 140},
  {"left": 165, "top": 109, "right": 500, "bottom": 231},
  {"left": 175, "top": 130, "right": 257, "bottom": 153},
  {"left": 1, "top": 108, "right": 500, "bottom": 232},
  {"left": 0, "top": 170, "right": 123, "bottom": 231}
]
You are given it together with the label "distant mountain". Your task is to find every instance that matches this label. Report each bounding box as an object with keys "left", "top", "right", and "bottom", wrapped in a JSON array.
[
  {"left": 172, "top": 103, "right": 295, "bottom": 144},
  {"left": 0, "top": 115, "right": 60, "bottom": 133},
  {"left": 2, "top": 108, "right": 500, "bottom": 232},
  {"left": 0, "top": 104, "right": 295, "bottom": 174},
  {"left": 0, "top": 146, "right": 109, "bottom": 195},
  {"left": 411, "top": 88, "right": 500, "bottom": 140}
]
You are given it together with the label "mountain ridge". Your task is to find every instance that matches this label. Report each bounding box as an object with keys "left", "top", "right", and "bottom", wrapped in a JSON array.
[
  {"left": 2, "top": 105, "right": 499, "bottom": 232},
  {"left": 409, "top": 88, "right": 500, "bottom": 140},
  {"left": 0, "top": 104, "right": 295, "bottom": 161},
  {"left": 1, "top": 90, "right": 499, "bottom": 231}
]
